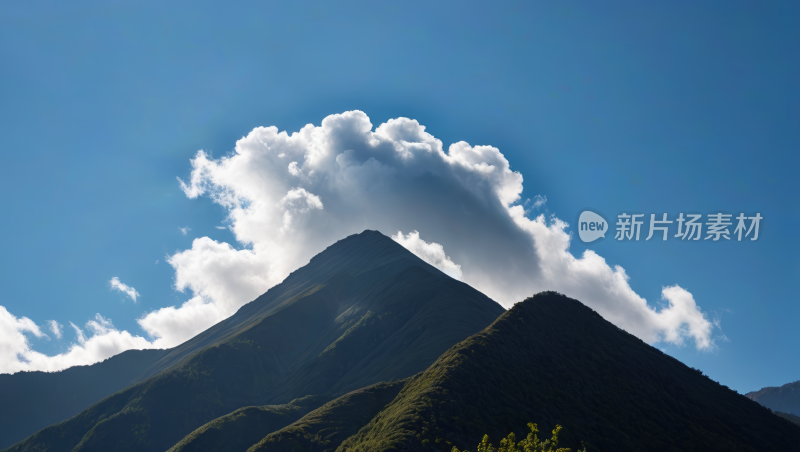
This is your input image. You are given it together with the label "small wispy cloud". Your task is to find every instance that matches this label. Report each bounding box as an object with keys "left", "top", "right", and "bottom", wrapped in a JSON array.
[
  {"left": 532, "top": 194, "right": 547, "bottom": 210},
  {"left": 155, "top": 259, "right": 159, "bottom": 265},
  {"left": 215, "top": 226, "right": 227, "bottom": 230},
  {"left": 109, "top": 277, "right": 140, "bottom": 303},
  {"left": 47, "top": 320, "right": 63, "bottom": 339},
  {"left": 179, "top": 227, "right": 192, "bottom": 236},
  {"left": 70, "top": 321, "right": 87, "bottom": 344}
]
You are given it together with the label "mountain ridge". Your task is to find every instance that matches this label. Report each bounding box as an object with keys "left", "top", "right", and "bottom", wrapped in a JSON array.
[
  {"left": 3, "top": 230, "right": 504, "bottom": 452},
  {"left": 747, "top": 380, "right": 800, "bottom": 417},
  {"left": 0, "top": 348, "right": 169, "bottom": 449},
  {"left": 337, "top": 292, "right": 800, "bottom": 452}
]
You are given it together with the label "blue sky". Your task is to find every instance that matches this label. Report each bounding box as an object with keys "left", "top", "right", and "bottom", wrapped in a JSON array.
[{"left": 0, "top": 1, "right": 798, "bottom": 393}]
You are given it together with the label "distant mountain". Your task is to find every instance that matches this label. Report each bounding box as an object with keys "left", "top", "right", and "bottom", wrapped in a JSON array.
[
  {"left": 3, "top": 230, "right": 504, "bottom": 452},
  {"left": 747, "top": 380, "right": 800, "bottom": 416},
  {"left": 775, "top": 411, "right": 800, "bottom": 426},
  {"left": 0, "top": 348, "right": 168, "bottom": 449},
  {"left": 338, "top": 292, "right": 800, "bottom": 452}
]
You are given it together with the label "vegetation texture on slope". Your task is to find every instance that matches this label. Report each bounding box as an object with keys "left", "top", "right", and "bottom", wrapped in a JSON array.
[
  {"left": 2, "top": 231, "right": 503, "bottom": 452},
  {"left": 248, "top": 379, "right": 408, "bottom": 452},
  {"left": 337, "top": 292, "right": 800, "bottom": 452},
  {"left": 167, "top": 395, "right": 326, "bottom": 452}
]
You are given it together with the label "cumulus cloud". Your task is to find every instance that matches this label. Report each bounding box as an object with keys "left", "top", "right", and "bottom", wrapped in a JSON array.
[
  {"left": 392, "top": 231, "right": 462, "bottom": 280},
  {"left": 109, "top": 277, "right": 140, "bottom": 303},
  {"left": 0, "top": 309, "right": 156, "bottom": 374},
  {"left": 0, "top": 110, "right": 715, "bottom": 374},
  {"left": 47, "top": 320, "right": 63, "bottom": 339},
  {"left": 157, "top": 110, "right": 715, "bottom": 350}
]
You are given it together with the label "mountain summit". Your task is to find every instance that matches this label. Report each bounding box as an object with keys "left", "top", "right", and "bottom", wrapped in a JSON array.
[
  {"left": 338, "top": 292, "right": 800, "bottom": 452},
  {"left": 4, "top": 230, "right": 504, "bottom": 452}
]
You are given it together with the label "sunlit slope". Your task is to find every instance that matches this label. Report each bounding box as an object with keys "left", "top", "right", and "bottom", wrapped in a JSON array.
[
  {"left": 338, "top": 292, "right": 800, "bottom": 452},
  {"left": 167, "top": 395, "right": 328, "bottom": 452},
  {"left": 248, "top": 380, "right": 408, "bottom": 452},
  {"left": 3, "top": 230, "right": 503, "bottom": 452},
  {"left": 170, "top": 379, "right": 408, "bottom": 452}
]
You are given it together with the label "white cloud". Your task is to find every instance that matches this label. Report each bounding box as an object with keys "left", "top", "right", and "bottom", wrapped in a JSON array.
[
  {"left": 531, "top": 194, "right": 547, "bottom": 210},
  {"left": 0, "top": 110, "right": 715, "bottom": 375},
  {"left": 215, "top": 226, "right": 227, "bottom": 230},
  {"left": 166, "top": 110, "right": 714, "bottom": 350},
  {"left": 47, "top": 320, "right": 63, "bottom": 339},
  {"left": 109, "top": 277, "right": 140, "bottom": 303},
  {"left": 179, "top": 227, "right": 192, "bottom": 236},
  {"left": 392, "top": 231, "right": 462, "bottom": 280},
  {"left": 0, "top": 309, "right": 157, "bottom": 374}
]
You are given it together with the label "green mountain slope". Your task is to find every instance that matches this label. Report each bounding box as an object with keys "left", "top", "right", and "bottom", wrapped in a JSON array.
[
  {"left": 167, "top": 395, "right": 327, "bottom": 452},
  {"left": 3, "top": 231, "right": 503, "bottom": 452},
  {"left": 0, "top": 348, "right": 168, "bottom": 449},
  {"left": 171, "top": 379, "right": 408, "bottom": 452},
  {"left": 247, "top": 379, "right": 408, "bottom": 452},
  {"left": 338, "top": 292, "right": 800, "bottom": 452},
  {"left": 747, "top": 380, "right": 800, "bottom": 416}
]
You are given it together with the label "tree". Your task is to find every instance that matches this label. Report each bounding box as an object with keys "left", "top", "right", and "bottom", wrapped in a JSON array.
[{"left": 451, "top": 422, "right": 585, "bottom": 452}]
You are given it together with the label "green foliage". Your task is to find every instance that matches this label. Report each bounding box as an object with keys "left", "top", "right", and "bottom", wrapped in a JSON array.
[
  {"left": 3, "top": 232, "right": 503, "bottom": 452},
  {"left": 336, "top": 292, "right": 800, "bottom": 452},
  {"left": 167, "top": 396, "right": 326, "bottom": 452},
  {"left": 451, "top": 423, "right": 583, "bottom": 452},
  {"left": 247, "top": 380, "right": 408, "bottom": 452}
]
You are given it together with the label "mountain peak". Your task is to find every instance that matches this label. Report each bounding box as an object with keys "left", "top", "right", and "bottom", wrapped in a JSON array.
[
  {"left": 303, "top": 229, "right": 421, "bottom": 277},
  {"left": 339, "top": 290, "right": 800, "bottom": 452},
  {"left": 4, "top": 231, "right": 504, "bottom": 452}
]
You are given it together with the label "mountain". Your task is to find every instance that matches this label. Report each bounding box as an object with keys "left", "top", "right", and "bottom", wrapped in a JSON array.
[
  {"left": 167, "top": 394, "right": 329, "bottom": 452},
  {"left": 338, "top": 292, "right": 800, "bottom": 452},
  {"left": 0, "top": 348, "right": 169, "bottom": 449},
  {"left": 3, "top": 230, "right": 504, "bottom": 452},
  {"left": 775, "top": 411, "right": 800, "bottom": 426},
  {"left": 170, "top": 379, "right": 409, "bottom": 452},
  {"left": 248, "top": 379, "right": 408, "bottom": 452},
  {"left": 747, "top": 380, "right": 800, "bottom": 416}
]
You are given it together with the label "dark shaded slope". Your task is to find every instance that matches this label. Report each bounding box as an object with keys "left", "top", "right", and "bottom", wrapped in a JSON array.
[
  {"left": 4, "top": 231, "right": 503, "bottom": 452},
  {"left": 264, "top": 264, "right": 502, "bottom": 402},
  {"left": 0, "top": 348, "right": 168, "bottom": 449},
  {"left": 776, "top": 411, "right": 800, "bottom": 426},
  {"left": 167, "top": 395, "right": 327, "bottom": 452},
  {"left": 249, "top": 379, "right": 408, "bottom": 452},
  {"left": 339, "top": 292, "right": 800, "bottom": 452},
  {"left": 747, "top": 380, "right": 800, "bottom": 416},
  {"left": 136, "top": 230, "right": 425, "bottom": 381}
]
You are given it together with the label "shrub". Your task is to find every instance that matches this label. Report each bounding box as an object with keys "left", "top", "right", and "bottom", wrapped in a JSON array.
[{"left": 451, "top": 422, "right": 585, "bottom": 452}]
